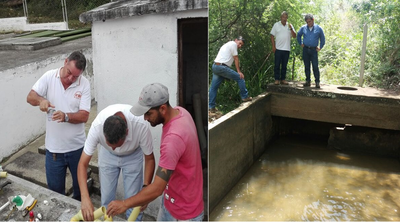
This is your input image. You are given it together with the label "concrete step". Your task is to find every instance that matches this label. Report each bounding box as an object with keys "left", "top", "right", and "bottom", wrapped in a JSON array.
[{"left": 4, "top": 151, "right": 100, "bottom": 197}]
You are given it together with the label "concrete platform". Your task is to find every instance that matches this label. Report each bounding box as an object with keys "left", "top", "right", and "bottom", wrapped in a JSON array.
[
  {"left": 0, "top": 37, "right": 62, "bottom": 51},
  {"left": 266, "top": 82, "right": 400, "bottom": 130}
]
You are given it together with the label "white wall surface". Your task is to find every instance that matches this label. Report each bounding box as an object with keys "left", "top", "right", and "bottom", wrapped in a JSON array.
[
  {"left": 0, "top": 49, "right": 93, "bottom": 162},
  {"left": 0, "top": 17, "right": 68, "bottom": 32},
  {"left": 0, "top": 17, "right": 26, "bottom": 32}
]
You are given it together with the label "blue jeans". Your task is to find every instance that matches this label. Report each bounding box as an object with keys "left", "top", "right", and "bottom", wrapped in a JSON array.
[
  {"left": 45, "top": 147, "right": 83, "bottom": 201},
  {"left": 303, "top": 47, "right": 320, "bottom": 83},
  {"left": 274, "top": 49, "right": 290, "bottom": 80},
  {"left": 98, "top": 146, "right": 144, "bottom": 221},
  {"left": 157, "top": 197, "right": 204, "bottom": 221},
  {"left": 208, "top": 63, "right": 249, "bottom": 109}
]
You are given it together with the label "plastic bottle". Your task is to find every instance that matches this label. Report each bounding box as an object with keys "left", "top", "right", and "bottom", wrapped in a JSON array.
[{"left": 29, "top": 211, "right": 34, "bottom": 222}]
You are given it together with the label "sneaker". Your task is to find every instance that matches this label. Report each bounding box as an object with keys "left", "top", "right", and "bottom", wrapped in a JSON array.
[
  {"left": 274, "top": 80, "right": 280, "bottom": 85},
  {"left": 280, "top": 80, "right": 289, "bottom": 85},
  {"left": 315, "top": 82, "right": 320, "bottom": 88},
  {"left": 209, "top": 107, "right": 217, "bottom": 113},
  {"left": 303, "top": 81, "right": 311, "bottom": 87},
  {"left": 242, "top": 97, "right": 252, "bottom": 102}
]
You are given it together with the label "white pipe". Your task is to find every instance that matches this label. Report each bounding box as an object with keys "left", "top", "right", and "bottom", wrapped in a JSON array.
[
  {"left": 127, "top": 206, "right": 141, "bottom": 221},
  {"left": 0, "top": 201, "right": 10, "bottom": 212},
  {"left": 70, "top": 206, "right": 106, "bottom": 221}
]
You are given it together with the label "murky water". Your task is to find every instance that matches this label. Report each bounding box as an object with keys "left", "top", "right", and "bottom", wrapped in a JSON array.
[{"left": 210, "top": 136, "right": 400, "bottom": 221}]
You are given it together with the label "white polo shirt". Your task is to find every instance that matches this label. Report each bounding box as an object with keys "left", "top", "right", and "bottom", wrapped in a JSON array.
[
  {"left": 32, "top": 67, "right": 91, "bottom": 153},
  {"left": 270, "top": 21, "right": 294, "bottom": 51},
  {"left": 214, "top": 41, "right": 238, "bottom": 67},
  {"left": 84, "top": 104, "right": 153, "bottom": 156}
]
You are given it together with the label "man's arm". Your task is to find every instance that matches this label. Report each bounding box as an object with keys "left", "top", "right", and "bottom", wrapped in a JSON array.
[
  {"left": 106, "top": 166, "right": 172, "bottom": 217},
  {"left": 27, "top": 90, "right": 53, "bottom": 112},
  {"left": 319, "top": 26, "right": 326, "bottom": 50},
  {"left": 27, "top": 89, "right": 89, "bottom": 123},
  {"left": 233, "top": 55, "right": 244, "bottom": 79},
  {"left": 143, "top": 153, "right": 155, "bottom": 186},
  {"left": 289, "top": 24, "right": 297, "bottom": 38},
  {"left": 270, "top": 35, "right": 276, "bottom": 53},
  {"left": 77, "top": 152, "right": 95, "bottom": 221},
  {"left": 297, "top": 27, "right": 303, "bottom": 46}
]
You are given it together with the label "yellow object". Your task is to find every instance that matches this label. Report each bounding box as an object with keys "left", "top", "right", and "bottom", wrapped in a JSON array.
[
  {"left": 70, "top": 206, "right": 106, "bottom": 221},
  {"left": 104, "top": 213, "right": 113, "bottom": 221},
  {"left": 127, "top": 206, "right": 141, "bottom": 221},
  {"left": 0, "top": 172, "right": 7, "bottom": 178}
]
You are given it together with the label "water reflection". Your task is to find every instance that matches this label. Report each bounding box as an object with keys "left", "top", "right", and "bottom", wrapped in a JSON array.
[{"left": 210, "top": 136, "right": 400, "bottom": 221}]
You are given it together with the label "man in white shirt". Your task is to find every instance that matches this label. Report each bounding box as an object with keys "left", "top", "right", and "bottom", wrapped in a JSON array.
[
  {"left": 208, "top": 36, "right": 252, "bottom": 112},
  {"left": 270, "top": 11, "right": 297, "bottom": 85},
  {"left": 77, "top": 104, "right": 155, "bottom": 221},
  {"left": 27, "top": 51, "right": 90, "bottom": 201}
]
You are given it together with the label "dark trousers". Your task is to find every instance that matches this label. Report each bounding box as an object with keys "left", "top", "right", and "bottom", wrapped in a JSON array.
[
  {"left": 45, "top": 147, "right": 83, "bottom": 201},
  {"left": 303, "top": 47, "right": 320, "bottom": 83},
  {"left": 274, "top": 49, "right": 290, "bottom": 80}
]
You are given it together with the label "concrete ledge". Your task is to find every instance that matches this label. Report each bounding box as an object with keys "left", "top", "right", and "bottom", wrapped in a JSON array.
[
  {"left": 0, "top": 174, "right": 80, "bottom": 221},
  {"left": 209, "top": 93, "right": 274, "bottom": 212},
  {"left": 3, "top": 151, "right": 74, "bottom": 196},
  {"left": 0, "top": 37, "right": 62, "bottom": 51},
  {"left": 267, "top": 82, "right": 400, "bottom": 130}
]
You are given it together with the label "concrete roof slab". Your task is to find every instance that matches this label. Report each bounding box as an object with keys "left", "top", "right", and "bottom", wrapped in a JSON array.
[{"left": 80, "top": 0, "right": 208, "bottom": 23}]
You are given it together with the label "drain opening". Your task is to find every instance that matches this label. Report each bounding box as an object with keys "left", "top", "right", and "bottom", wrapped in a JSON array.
[{"left": 337, "top": 86, "right": 358, "bottom": 91}]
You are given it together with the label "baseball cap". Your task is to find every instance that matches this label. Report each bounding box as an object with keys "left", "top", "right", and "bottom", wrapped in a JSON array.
[{"left": 130, "top": 83, "right": 169, "bottom": 116}]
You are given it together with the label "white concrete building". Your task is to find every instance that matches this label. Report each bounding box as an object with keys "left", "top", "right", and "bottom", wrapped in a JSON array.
[{"left": 79, "top": 0, "right": 208, "bottom": 219}]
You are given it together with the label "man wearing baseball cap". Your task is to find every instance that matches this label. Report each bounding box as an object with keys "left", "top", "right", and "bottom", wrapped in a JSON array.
[{"left": 106, "top": 83, "right": 204, "bottom": 221}]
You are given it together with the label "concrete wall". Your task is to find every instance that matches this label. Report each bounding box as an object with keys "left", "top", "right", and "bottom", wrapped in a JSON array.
[
  {"left": 0, "top": 17, "right": 67, "bottom": 32},
  {"left": 0, "top": 49, "right": 94, "bottom": 162},
  {"left": 209, "top": 93, "right": 274, "bottom": 212}
]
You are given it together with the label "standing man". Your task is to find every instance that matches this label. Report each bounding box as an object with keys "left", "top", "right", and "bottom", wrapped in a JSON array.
[
  {"left": 77, "top": 104, "right": 155, "bottom": 221},
  {"left": 271, "top": 11, "right": 297, "bottom": 85},
  {"left": 208, "top": 36, "right": 252, "bottom": 112},
  {"left": 297, "top": 13, "right": 326, "bottom": 88},
  {"left": 27, "top": 51, "right": 90, "bottom": 201},
  {"left": 106, "top": 83, "right": 204, "bottom": 221}
]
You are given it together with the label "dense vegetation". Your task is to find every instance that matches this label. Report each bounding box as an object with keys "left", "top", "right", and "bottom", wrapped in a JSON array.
[
  {"left": 209, "top": 0, "right": 400, "bottom": 113},
  {"left": 0, "top": 0, "right": 110, "bottom": 29}
]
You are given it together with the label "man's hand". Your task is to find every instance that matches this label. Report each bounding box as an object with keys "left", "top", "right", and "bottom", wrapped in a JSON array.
[
  {"left": 52, "top": 110, "right": 66, "bottom": 122},
  {"left": 316, "top": 46, "right": 321, "bottom": 52},
  {"left": 238, "top": 71, "right": 244, "bottom": 79},
  {"left": 39, "top": 99, "right": 54, "bottom": 112},
  {"left": 272, "top": 45, "right": 276, "bottom": 53},
  {"left": 301, "top": 44, "right": 304, "bottom": 48},
  {"left": 107, "top": 200, "right": 128, "bottom": 217},
  {"left": 80, "top": 198, "right": 94, "bottom": 221}
]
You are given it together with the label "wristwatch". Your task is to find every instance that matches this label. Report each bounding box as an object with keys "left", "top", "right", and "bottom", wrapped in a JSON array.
[{"left": 65, "top": 113, "right": 69, "bottom": 122}]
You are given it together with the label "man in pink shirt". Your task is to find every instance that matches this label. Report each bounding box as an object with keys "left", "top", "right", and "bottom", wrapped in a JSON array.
[{"left": 106, "top": 83, "right": 204, "bottom": 221}]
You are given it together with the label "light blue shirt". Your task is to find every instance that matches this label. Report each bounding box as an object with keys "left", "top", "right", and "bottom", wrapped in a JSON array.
[{"left": 297, "top": 24, "right": 325, "bottom": 49}]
